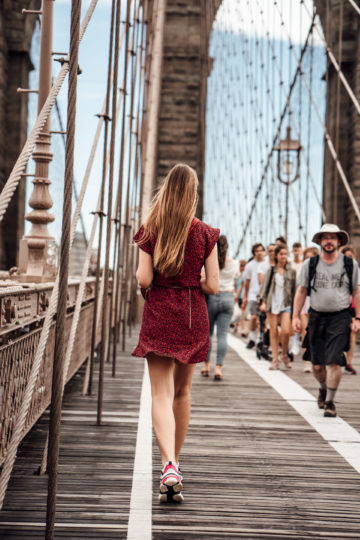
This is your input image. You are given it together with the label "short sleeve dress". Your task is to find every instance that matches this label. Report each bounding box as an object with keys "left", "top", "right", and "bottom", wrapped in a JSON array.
[{"left": 132, "top": 218, "right": 220, "bottom": 364}]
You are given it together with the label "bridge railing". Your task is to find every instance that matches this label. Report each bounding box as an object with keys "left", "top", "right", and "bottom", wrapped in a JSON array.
[
  {"left": 0, "top": 1, "right": 163, "bottom": 530},
  {"left": 0, "top": 279, "right": 107, "bottom": 467}
]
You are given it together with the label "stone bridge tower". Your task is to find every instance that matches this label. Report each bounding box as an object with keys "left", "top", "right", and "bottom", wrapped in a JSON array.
[
  {"left": 155, "top": 0, "right": 360, "bottom": 251},
  {"left": 154, "top": 0, "right": 222, "bottom": 217},
  {"left": 314, "top": 0, "right": 360, "bottom": 251},
  {"left": 0, "top": 0, "right": 40, "bottom": 270}
]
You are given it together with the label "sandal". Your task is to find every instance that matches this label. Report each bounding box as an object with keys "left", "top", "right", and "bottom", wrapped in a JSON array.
[
  {"left": 269, "top": 361, "right": 279, "bottom": 370},
  {"left": 281, "top": 355, "right": 292, "bottom": 370},
  {"left": 214, "top": 366, "right": 223, "bottom": 380},
  {"left": 200, "top": 364, "right": 210, "bottom": 377}
]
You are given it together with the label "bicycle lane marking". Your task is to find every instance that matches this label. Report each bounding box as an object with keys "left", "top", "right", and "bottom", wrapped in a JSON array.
[
  {"left": 127, "top": 361, "right": 152, "bottom": 540},
  {"left": 228, "top": 334, "right": 360, "bottom": 473}
]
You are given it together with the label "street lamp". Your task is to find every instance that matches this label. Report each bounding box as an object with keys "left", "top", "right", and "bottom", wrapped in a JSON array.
[{"left": 274, "top": 126, "right": 302, "bottom": 242}]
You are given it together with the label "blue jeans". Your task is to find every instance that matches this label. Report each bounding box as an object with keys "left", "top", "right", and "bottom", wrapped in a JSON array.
[{"left": 206, "top": 292, "right": 234, "bottom": 366}]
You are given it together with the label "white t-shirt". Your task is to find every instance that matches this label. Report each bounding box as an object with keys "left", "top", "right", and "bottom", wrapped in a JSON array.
[
  {"left": 219, "top": 259, "right": 239, "bottom": 292},
  {"left": 291, "top": 260, "right": 303, "bottom": 278},
  {"left": 271, "top": 272, "right": 290, "bottom": 314},
  {"left": 260, "top": 259, "right": 271, "bottom": 275},
  {"left": 243, "top": 259, "right": 267, "bottom": 301}
]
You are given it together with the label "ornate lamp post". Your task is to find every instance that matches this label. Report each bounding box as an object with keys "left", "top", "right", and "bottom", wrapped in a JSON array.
[{"left": 274, "top": 126, "right": 301, "bottom": 241}]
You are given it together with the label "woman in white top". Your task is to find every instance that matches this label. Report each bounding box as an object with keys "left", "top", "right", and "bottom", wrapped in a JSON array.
[
  {"left": 259, "top": 244, "right": 296, "bottom": 370},
  {"left": 201, "top": 235, "right": 238, "bottom": 380}
]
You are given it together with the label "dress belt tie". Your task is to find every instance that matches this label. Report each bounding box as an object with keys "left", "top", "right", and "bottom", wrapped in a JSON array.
[{"left": 150, "top": 284, "right": 198, "bottom": 329}]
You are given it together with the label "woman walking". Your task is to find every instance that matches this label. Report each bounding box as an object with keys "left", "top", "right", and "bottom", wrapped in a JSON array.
[
  {"left": 201, "top": 235, "right": 238, "bottom": 380},
  {"left": 259, "top": 244, "right": 296, "bottom": 370},
  {"left": 132, "top": 163, "right": 220, "bottom": 503}
]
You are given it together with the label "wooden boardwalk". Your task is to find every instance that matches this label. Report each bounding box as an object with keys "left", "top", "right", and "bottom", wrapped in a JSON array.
[{"left": 1, "top": 331, "right": 360, "bottom": 539}]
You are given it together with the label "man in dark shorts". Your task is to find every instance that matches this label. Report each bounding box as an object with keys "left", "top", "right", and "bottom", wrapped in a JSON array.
[{"left": 293, "top": 224, "right": 360, "bottom": 418}]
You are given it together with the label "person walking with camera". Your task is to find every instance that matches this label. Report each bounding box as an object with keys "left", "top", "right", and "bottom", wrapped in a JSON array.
[{"left": 293, "top": 224, "right": 360, "bottom": 418}]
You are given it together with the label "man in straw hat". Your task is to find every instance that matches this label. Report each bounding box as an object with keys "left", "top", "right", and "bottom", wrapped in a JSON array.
[{"left": 293, "top": 224, "right": 360, "bottom": 418}]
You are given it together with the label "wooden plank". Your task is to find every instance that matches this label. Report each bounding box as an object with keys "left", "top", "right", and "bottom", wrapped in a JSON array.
[{"left": 0, "top": 331, "right": 360, "bottom": 538}]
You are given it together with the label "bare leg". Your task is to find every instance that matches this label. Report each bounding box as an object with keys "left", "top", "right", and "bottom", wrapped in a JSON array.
[
  {"left": 268, "top": 313, "right": 279, "bottom": 367},
  {"left": 346, "top": 327, "right": 356, "bottom": 366},
  {"left": 147, "top": 354, "right": 176, "bottom": 466},
  {"left": 326, "top": 363, "right": 342, "bottom": 389},
  {"left": 280, "top": 311, "right": 291, "bottom": 367},
  {"left": 250, "top": 314, "right": 257, "bottom": 332},
  {"left": 301, "top": 313, "right": 311, "bottom": 372},
  {"left": 313, "top": 364, "right": 326, "bottom": 384},
  {"left": 173, "top": 361, "right": 196, "bottom": 463}
]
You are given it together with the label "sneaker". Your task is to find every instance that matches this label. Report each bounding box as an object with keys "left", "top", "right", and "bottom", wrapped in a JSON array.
[
  {"left": 345, "top": 364, "right": 357, "bottom": 375},
  {"left": 303, "top": 361, "right": 312, "bottom": 373},
  {"left": 159, "top": 461, "right": 183, "bottom": 503},
  {"left": 324, "top": 400, "right": 337, "bottom": 418},
  {"left": 317, "top": 388, "right": 327, "bottom": 409},
  {"left": 246, "top": 339, "right": 255, "bottom": 349}
]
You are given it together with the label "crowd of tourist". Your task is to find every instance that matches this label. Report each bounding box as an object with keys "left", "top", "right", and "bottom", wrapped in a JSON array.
[
  {"left": 203, "top": 227, "right": 359, "bottom": 422},
  {"left": 133, "top": 163, "right": 360, "bottom": 504}
]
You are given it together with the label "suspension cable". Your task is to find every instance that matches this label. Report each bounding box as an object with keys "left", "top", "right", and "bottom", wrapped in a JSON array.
[
  {"left": 0, "top": 0, "right": 99, "bottom": 223},
  {"left": 46, "top": 0, "right": 82, "bottom": 535},
  {"left": 302, "top": 2, "right": 360, "bottom": 115},
  {"left": 274, "top": 0, "right": 360, "bottom": 223}
]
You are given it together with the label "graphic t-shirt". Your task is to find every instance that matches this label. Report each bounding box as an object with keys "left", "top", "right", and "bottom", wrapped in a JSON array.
[
  {"left": 297, "top": 253, "right": 359, "bottom": 312},
  {"left": 243, "top": 259, "right": 267, "bottom": 301}
]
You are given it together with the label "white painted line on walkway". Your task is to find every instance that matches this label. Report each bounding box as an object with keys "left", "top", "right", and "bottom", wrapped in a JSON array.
[
  {"left": 127, "top": 361, "right": 152, "bottom": 540},
  {"left": 228, "top": 334, "right": 360, "bottom": 473}
]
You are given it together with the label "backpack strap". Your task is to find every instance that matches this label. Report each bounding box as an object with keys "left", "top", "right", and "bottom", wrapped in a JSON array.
[
  {"left": 307, "top": 255, "right": 319, "bottom": 296},
  {"left": 343, "top": 255, "right": 354, "bottom": 295}
]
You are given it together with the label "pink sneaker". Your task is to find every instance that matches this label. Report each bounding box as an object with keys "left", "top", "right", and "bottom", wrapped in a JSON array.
[{"left": 159, "top": 461, "right": 183, "bottom": 503}]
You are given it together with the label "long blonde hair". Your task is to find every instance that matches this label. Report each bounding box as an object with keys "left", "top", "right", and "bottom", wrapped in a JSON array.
[{"left": 139, "top": 163, "right": 199, "bottom": 277}]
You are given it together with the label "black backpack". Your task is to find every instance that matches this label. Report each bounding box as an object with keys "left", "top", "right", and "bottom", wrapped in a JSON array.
[{"left": 307, "top": 254, "right": 354, "bottom": 296}]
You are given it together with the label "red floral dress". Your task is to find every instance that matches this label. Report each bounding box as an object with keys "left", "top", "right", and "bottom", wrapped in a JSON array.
[{"left": 132, "top": 218, "right": 220, "bottom": 364}]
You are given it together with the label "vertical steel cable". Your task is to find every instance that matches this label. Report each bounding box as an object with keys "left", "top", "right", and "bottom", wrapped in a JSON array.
[
  {"left": 323, "top": 0, "right": 330, "bottom": 216},
  {"left": 97, "top": 0, "right": 122, "bottom": 426},
  {"left": 305, "top": 31, "right": 314, "bottom": 242},
  {"left": 333, "top": 0, "right": 344, "bottom": 223},
  {"left": 110, "top": 0, "right": 133, "bottom": 376},
  {"left": 45, "top": 0, "right": 81, "bottom": 538},
  {"left": 88, "top": 0, "right": 117, "bottom": 395},
  {"left": 119, "top": 4, "right": 142, "bottom": 352},
  {"left": 127, "top": 9, "right": 148, "bottom": 331}
]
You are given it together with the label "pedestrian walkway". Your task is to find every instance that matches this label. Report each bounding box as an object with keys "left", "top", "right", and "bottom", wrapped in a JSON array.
[{"left": 1, "top": 332, "right": 360, "bottom": 539}]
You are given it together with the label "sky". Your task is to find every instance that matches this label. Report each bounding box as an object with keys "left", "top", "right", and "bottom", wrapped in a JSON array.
[
  {"left": 25, "top": 0, "right": 326, "bottom": 259},
  {"left": 204, "top": 0, "right": 326, "bottom": 258}
]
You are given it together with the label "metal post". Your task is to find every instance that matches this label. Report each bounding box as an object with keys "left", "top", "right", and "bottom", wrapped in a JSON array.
[
  {"left": 18, "top": 0, "right": 56, "bottom": 282},
  {"left": 285, "top": 181, "right": 289, "bottom": 242},
  {"left": 45, "top": 0, "right": 81, "bottom": 536},
  {"left": 140, "top": 0, "right": 167, "bottom": 221}
]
